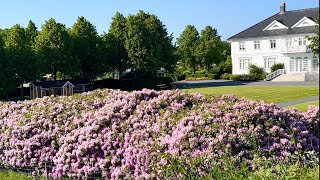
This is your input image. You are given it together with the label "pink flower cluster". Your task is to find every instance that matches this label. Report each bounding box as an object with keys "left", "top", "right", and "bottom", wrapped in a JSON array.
[{"left": 0, "top": 89, "right": 318, "bottom": 179}]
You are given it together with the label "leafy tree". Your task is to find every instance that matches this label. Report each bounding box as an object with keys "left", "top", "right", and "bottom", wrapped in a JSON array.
[
  {"left": 25, "top": 20, "right": 38, "bottom": 46},
  {"left": 196, "top": 26, "right": 222, "bottom": 73},
  {"left": 25, "top": 20, "right": 41, "bottom": 80},
  {"left": 176, "top": 25, "right": 200, "bottom": 74},
  {"left": 102, "top": 12, "right": 128, "bottom": 79},
  {"left": 124, "top": 11, "right": 175, "bottom": 75},
  {"left": 4, "top": 24, "right": 36, "bottom": 97},
  {"left": 35, "top": 18, "right": 73, "bottom": 80},
  {"left": 0, "top": 31, "right": 8, "bottom": 97},
  {"left": 307, "top": 17, "right": 319, "bottom": 55},
  {"left": 70, "top": 16, "right": 102, "bottom": 79},
  {"left": 220, "top": 41, "right": 231, "bottom": 62}
]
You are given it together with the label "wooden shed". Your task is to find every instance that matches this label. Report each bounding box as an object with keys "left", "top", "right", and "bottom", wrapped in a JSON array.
[
  {"left": 30, "top": 80, "right": 74, "bottom": 99},
  {"left": 69, "top": 78, "right": 94, "bottom": 94}
]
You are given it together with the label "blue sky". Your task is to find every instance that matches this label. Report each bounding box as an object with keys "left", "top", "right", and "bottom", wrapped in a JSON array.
[{"left": 0, "top": 0, "right": 319, "bottom": 40}]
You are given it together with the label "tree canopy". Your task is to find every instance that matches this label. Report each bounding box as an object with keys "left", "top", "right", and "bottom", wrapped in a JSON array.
[
  {"left": 124, "top": 11, "right": 175, "bottom": 74},
  {"left": 102, "top": 12, "right": 128, "bottom": 78},
  {"left": 176, "top": 25, "right": 200, "bottom": 74},
  {"left": 4, "top": 24, "right": 37, "bottom": 96},
  {"left": 70, "top": 16, "right": 102, "bottom": 79},
  {"left": 308, "top": 17, "right": 319, "bottom": 55},
  {"left": 176, "top": 25, "right": 230, "bottom": 74},
  {"left": 0, "top": 13, "right": 232, "bottom": 98},
  {"left": 35, "top": 18, "right": 73, "bottom": 80}
]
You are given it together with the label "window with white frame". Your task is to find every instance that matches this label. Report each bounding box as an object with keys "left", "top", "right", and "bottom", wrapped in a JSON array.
[
  {"left": 239, "top": 58, "right": 251, "bottom": 70},
  {"left": 270, "top": 40, "right": 276, "bottom": 49},
  {"left": 302, "top": 57, "right": 309, "bottom": 71},
  {"left": 312, "top": 57, "right": 319, "bottom": 72},
  {"left": 239, "top": 42, "right": 245, "bottom": 51},
  {"left": 289, "top": 58, "right": 295, "bottom": 72},
  {"left": 298, "top": 37, "right": 307, "bottom": 46},
  {"left": 295, "top": 57, "right": 302, "bottom": 72},
  {"left": 264, "top": 57, "right": 277, "bottom": 69},
  {"left": 286, "top": 38, "right": 293, "bottom": 47},
  {"left": 254, "top": 41, "right": 260, "bottom": 50}
]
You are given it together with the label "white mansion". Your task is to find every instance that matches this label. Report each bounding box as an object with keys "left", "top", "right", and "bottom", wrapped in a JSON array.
[{"left": 228, "top": 3, "right": 319, "bottom": 80}]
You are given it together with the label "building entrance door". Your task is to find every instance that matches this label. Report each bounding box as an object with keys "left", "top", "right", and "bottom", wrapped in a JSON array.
[{"left": 289, "top": 57, "right": 309, "bottom": 72}]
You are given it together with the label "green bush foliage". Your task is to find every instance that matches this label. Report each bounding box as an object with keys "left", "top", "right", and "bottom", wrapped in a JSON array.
[
  {"left": 220, "top": 73, "right": 232, "bottom": 80},
  {"left": 212, "top": 56, "right": 232, "bottom": 78},
  {"left": 185, "top": 73, "right": 217, "bottom": 81},
  {"left": 271, "top": 63, "right": 285, "bottom": 73},
  {"left": 249, "top": 64, "right": 266, "bottom": 80},
  {"left": 195, "top": 70, "right": 206, "bottom": 74},
  {"left": 162, "top": 156, "right": 319, "bottom": 180}
]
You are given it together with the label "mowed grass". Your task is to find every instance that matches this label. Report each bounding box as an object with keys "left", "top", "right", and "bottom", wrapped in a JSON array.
[
  {"left": 287, "top": 100, "right": 319, "bottom": 112},
  {"left": 183, "top": 86, "right": 319, "bottom": 104},
  {"left": 0, "top": 170, "right": 37, "bottom": 180}
]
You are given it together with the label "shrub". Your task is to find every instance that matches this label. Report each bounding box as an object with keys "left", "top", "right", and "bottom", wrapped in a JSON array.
[
  {"left": 206, "top": 74, "right": 216, "bottom": 79},
  {"left": 185, "top": 77, "right": 212, "bottom": 81},
  {"left": 195, "top": 70, "right": 206, "bottom": 74},
  {"left": 249, "top": 64, "right": 264, "bottom": 75},
  {"left": 229, "top": 74, "right": 255, "bottom": 81},
  {"left": 220, "top": 73, "right": 232, "bottom": 80},
  {"left": 186, "top": 74, "right": 217, "bottom": 81},
  {"left": 271, "top": 63, "right": 285, "bottom": 73},
  {"left": 0, "top": 89, "right": 318, "bottom": 179},
  {"left": 249, "top": 64, "right": 266, "bottom": 80},
  {"left": 212, "top": 57, "right": 233, "bottom": 78},
  {"left": 182, "top": 70, "right": 192, "bottom": 75}
]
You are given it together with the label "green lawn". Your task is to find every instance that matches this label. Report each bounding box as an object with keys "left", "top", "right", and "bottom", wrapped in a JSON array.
[
  {"left": 0, "top": 170, "right": 36, "bottom": 180},
  {"left": 183, "top": 86, "right": 319, "bottom": 104},
  {"left": 287, "top": 100, "right": 319, "bottom": 112}
]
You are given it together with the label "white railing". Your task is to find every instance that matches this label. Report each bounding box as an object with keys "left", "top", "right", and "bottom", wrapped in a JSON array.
[
  {"left": 265, "top": 69, "right": 286, "bottom": 81},
  {"left": 282, "top": 46, "right": 311, "bottom": 53}
]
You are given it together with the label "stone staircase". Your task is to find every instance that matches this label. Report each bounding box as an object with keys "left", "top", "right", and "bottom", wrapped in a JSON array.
[{"left": 272, "top": 73, "right": 306, "bottom": 81}]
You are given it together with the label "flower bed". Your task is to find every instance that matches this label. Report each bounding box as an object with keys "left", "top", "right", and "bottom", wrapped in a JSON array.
[{"left": 0, "top": 89, "right": 318, "bottom": 179}]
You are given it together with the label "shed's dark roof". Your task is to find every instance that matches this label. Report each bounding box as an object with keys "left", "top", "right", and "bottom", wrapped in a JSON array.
[
  {"left": 228, "top": 8, "right": 319, "bottom": 40},
  {"left": 32, "top": 80, "right": 73, "bottom": 88},
  {"left": 69, "top": 78, "right": 93, "bottom": 85}
]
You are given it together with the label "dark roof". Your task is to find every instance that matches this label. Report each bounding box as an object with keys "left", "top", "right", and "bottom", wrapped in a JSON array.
[
  {"left": 32, "top": 80, "right": 73, "bottom": 88},
  {"left": 228, "top": 8, "right": 319, "bottom": 40},
  {"left": 69, "top": 78, "right": 93, "bottom": 85}
]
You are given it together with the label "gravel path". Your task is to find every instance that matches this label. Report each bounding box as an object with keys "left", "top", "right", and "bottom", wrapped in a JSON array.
[{"left": 276, "top": 96, "right": 319, "bottom": 108}]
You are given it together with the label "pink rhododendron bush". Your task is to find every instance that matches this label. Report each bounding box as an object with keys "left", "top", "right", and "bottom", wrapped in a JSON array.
[{"left": 0, "top": 89, "right": 319, "bottom": 179}]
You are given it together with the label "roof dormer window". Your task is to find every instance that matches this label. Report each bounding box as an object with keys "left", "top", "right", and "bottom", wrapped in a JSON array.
[
  {"left": 292, "top": 17, "right": 317, "bottom": 28},
  {"left": 263, "top": 20, "right": 288, "bottom": 31}
]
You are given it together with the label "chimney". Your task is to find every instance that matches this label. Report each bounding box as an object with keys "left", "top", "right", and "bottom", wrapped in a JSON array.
[{"left": 280, "top": 2, "right": 286, "bottom": 14}]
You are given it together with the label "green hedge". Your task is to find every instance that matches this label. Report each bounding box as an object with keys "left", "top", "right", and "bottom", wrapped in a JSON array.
[
  {"left": 185, "top": 74, "right": 217, "bottom": 81},
  {"left": 220, "top": 73, "right": 232, "bottom": 80},
  {"left": 271, "top": 63, "right": 285, "bottom": 72},
  {"left": 220, "top": 73, "right": 265, "bottom": 81},
  {"left": 186, "top": 74, "right": 217, "bottom": 79},
  {"left": 195, "top": 70, "right": 206, "bottom": 74}
]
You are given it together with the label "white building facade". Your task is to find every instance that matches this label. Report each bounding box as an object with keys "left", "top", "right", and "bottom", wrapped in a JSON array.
[{"left": 228, "top": 4, "right": 319, "bottom": 76}]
